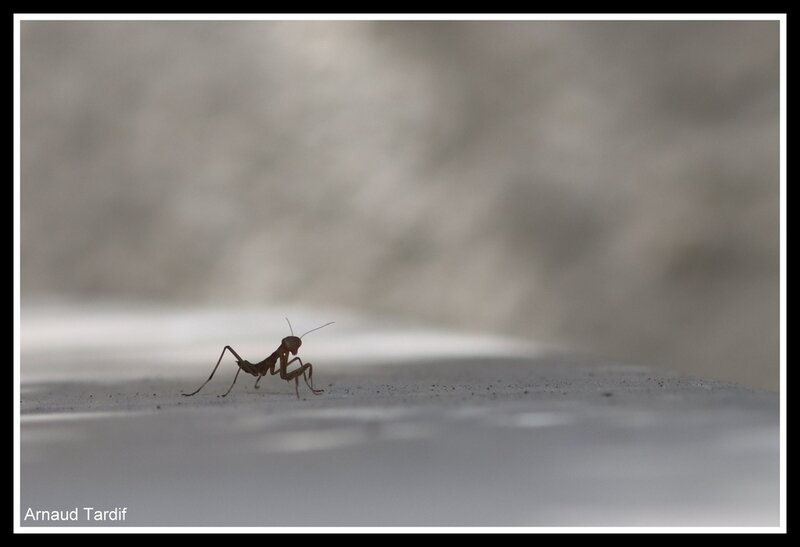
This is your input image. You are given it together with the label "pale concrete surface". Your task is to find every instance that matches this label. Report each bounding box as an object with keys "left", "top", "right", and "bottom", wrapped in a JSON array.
[
  {"left": 19, "top": 307, "right": 779, "bottom": 527},
  {"left": 21, "top": 362, "right": 778, "bottom": 526}
]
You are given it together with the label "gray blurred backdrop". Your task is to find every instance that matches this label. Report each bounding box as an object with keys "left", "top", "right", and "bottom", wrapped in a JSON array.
[{"left": 20, "top": 21, "right": 779, "bottom": 389}]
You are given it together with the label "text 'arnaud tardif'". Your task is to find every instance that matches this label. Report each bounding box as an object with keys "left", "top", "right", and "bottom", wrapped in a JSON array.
[{"left": 24, "top": 507, "right": 128, "bottom": 522}]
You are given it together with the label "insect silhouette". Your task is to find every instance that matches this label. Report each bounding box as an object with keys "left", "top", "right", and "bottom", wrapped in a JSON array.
[{"left": 182, "top": 319, "right": 334, "bottom": 399}]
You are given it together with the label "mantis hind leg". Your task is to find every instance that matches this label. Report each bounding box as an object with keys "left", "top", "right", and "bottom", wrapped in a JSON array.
[
  {"left": 221, "top": 367, "right": 242, "bottom": 397},
  {"left": 182, "top": 345, "right": 244, "bottom": 397}
]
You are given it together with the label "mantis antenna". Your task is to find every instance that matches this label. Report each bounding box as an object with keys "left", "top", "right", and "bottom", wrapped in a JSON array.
[
  {"left": 300, "top": 322, "right": 335, "bottom": 339},
  {"left": 285, "top": 317, "right": 294, "bottom": 336}
]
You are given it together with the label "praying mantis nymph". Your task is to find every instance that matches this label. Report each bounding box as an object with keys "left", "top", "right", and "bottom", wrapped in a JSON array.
[{"left": 182, "top": 318, "right": 334, "bottom": 399}]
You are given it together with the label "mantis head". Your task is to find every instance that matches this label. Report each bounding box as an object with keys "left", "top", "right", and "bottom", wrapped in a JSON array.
[{"left": 282, "top": 336, "right": 302, "bottom": 355}]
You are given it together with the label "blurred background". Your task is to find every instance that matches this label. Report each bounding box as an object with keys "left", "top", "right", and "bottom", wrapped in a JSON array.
[{"left": 20, "top": 21, "right": 779, "bottom": 389}]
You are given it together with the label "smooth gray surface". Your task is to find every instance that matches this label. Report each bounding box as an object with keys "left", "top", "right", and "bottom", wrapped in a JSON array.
[{"left": 21, "top": 356, "right": 779, "bottom": 527}]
